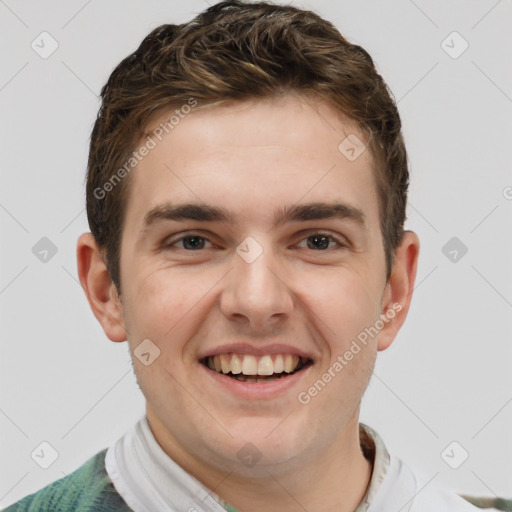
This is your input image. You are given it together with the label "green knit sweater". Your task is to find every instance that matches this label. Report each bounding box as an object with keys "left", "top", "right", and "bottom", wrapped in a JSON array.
[{"left": 1, "top": 449, "right": 133, "bottom": 512}]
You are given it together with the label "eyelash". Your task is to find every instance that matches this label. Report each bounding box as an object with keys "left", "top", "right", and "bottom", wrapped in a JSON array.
[{"left": 162, "top": 231, "right": 348, "bottom": 252}]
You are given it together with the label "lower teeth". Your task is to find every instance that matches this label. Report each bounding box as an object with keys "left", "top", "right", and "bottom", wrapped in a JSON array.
[{"left": 230, "top": 373, "right": 288, "bottom": 382}]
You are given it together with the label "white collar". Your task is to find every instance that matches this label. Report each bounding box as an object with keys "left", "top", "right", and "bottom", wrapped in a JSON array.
[{"left": 104, "top": 416, "right": 417, "bottom": 512}]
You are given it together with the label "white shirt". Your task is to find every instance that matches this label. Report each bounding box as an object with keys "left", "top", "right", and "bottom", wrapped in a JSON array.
[{"left": 105, "top": 415, "right": 497, "bottom": 512}]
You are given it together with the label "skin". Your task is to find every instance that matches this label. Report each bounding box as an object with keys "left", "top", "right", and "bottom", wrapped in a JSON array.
[{"left": 77, "top": 93, "right": 419, "bottom": 512}]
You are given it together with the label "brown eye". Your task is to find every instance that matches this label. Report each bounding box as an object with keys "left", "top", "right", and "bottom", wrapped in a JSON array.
[
  {"left": 163, "top": 233, "right": 213, "bottom": 250},
  {"left": 306, "top": 234, "right": 331, "bottom": 250},
  {"left": 180, "top": 235, "right": 207, "bottom": 250},
  {"left": 297, "top": 232, "right": 346, "bottom": 251}
]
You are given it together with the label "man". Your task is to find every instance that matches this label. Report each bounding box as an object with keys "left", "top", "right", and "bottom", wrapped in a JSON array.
[{"left": 3, "top": 1, "right": 507, "bottom": 511}]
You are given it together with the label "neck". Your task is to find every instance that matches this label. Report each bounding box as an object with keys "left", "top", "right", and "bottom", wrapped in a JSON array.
[{"left": 146, "top": 409, "right": 374, "bottom": 512}]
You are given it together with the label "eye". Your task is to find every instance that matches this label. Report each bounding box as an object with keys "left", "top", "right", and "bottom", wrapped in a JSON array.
[
  {"left": 296, "top": 232, "right": 347, "bottom": 251},
  {"left": 163, "top": 233, "right": 213, "bottom": 251}
]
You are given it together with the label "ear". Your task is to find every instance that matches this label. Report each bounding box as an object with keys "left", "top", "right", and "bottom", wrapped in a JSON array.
[
  {"left": 76, "top": 232, "right": 127, "bottom": 342},
  {"left": 377, "top": 230, "right": 420, "bottom": 351}
]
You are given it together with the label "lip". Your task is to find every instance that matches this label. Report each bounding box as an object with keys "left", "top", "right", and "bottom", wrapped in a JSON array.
[
  {"left": 198, "top": 359, "right": 313, "bottom": 400},
  {"left": 196, "top": 343, "right": 315, "bottom": 361}
]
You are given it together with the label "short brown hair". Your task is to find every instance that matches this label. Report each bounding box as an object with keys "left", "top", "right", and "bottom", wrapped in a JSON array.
[{"left": 86, "top": 0, "right": 408, "bottom": 294}]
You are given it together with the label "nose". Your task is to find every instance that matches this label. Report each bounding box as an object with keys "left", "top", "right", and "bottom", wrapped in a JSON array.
[{"left": 219, "top": 238, "right": 294, "bottom": 332}]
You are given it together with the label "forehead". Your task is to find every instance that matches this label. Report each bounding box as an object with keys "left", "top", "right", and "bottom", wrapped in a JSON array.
[{"left": 123, "top": 94, "right": 379, "bottom": 235}]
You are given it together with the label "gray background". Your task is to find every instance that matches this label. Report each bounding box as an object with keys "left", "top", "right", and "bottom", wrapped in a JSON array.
[{"left": 1, "top": 0, "right": 511, "bottom": 507}]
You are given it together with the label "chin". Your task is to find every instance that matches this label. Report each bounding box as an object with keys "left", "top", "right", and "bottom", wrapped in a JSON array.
[{"left": 207, "top": 418, "right": 312, "bottom": 471}]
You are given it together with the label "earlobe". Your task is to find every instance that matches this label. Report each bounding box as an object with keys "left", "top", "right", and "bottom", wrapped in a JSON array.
[
  {"left": 76, "top": 233, "right": 127, "bottom": 342},
  {"left": 377, "top": 230, "right": 420, "bottom": 351}
]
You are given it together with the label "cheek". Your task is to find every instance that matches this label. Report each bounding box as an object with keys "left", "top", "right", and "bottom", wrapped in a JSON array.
[
  {"left": 122, "top": 265, "right": 216, "bottom": 358},
  {"left": 300, "top": 266, "right": 381, "bottom": 352}
]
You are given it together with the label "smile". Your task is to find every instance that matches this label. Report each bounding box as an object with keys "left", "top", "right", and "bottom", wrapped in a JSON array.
[{"left": 202, "top": 353, "right": 313, "bottom": 383}]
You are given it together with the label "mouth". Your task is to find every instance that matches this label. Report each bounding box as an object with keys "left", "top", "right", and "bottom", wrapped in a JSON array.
[{"left": 201, "top": 353, "right": 313, "bottom": 383}]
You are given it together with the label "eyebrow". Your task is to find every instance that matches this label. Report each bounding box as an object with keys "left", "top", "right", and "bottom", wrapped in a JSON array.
[{"left": 140, "top": 201, "right": 366, "bottom": 232}]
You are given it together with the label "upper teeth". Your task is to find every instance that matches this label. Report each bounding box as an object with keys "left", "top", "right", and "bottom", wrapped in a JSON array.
[{"left": 206, "top": 354, "right": 301, "bottom": 376}]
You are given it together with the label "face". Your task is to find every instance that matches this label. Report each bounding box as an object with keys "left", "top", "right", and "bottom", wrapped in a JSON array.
[{"left": 94, "top": 93, "right": 411, "bottom": 477}]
